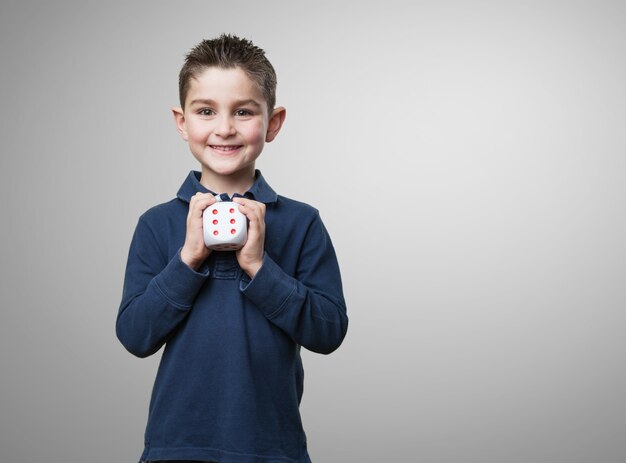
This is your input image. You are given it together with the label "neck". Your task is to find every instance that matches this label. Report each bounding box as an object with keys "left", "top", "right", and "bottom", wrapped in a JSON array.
[{"left": 199, "top": 167, "right": 256, "bottom": 197}]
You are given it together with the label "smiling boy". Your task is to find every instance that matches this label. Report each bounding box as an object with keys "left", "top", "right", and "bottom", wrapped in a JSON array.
[{"left": 116, "top": 35, "right": 348, "bottom": 463}]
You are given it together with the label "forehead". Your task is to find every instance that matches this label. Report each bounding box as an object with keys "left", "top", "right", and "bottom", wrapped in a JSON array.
[{"left": 186, "top": 67, "right": 266, "bottom": 107}]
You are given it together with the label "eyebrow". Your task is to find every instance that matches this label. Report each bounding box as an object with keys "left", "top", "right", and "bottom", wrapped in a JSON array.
[{"left": 188, "top": 98, "right": 263, "bottom": 108}]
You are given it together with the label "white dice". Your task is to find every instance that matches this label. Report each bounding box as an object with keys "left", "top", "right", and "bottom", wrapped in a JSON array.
[{"left": 202, "top": 201, "right": 247, "bottom": 251}]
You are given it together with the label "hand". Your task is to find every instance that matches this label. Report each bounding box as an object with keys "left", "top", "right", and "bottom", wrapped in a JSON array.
[
  {"left": 232, "top": 197, "right": 266, "bottom": 278},
  {"left": 180, "top": 192, "right": 217, "bottom": 270}
]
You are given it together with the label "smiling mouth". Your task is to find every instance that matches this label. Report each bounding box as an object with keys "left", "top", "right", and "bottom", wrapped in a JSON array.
[{"left": 210, "top": 145, "right": 242, "bottom": 152}]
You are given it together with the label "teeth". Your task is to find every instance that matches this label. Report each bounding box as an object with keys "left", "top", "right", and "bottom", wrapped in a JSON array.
[{"left": 212, "top": 145, "right": 239, "bottom": 151}]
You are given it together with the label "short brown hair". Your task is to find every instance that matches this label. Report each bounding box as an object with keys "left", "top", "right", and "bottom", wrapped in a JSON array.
[{"left": 178, "top": 34, "right": 277, "bottom": 111}]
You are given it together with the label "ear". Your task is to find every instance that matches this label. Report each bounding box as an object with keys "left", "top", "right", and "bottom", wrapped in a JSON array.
[
  {"left": 172, "top": 106, "right": 189, "bottom": 141},
  {"left": 265, "top": 106, "right": 286, "bottom": 143}
]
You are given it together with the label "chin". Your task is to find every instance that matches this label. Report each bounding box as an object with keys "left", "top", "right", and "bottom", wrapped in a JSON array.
[{"left": 208, "top": 165, "right": 251, "bottom": 177}]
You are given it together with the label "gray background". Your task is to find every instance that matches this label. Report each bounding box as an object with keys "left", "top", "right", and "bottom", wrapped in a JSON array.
[{"left": 1, "top": 0, "right": 625, "bottom": 462}]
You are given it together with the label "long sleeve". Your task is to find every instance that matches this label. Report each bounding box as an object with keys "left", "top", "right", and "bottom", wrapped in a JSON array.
[
  {"left": 240, "top": 212, "right": 348, "bottom": 354},
  {"left": 117, "top": 172, "right": 346, "bottom": 462},
  {"left": 116, "top": 216, "right": 209, "bottom": 358}
]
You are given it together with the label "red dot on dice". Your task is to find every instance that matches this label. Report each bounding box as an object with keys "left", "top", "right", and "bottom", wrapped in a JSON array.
[
  {"left": 213, "top": 230, "right": 219, "bottom": 236},
  {"left": 212, "top": 209, "right": 218, "bottom": 215},
  {"left": 230, "top": 229, "right": 236, "bottom": 234},
  {"left": 213, "top": 219, "right": 218, "bottom": 225},
  {"left": 229, "top": 208, "right": 235, "bottom": 213},
  {"left": 230, "top": 218, "right": 236, "bottom": 224}
]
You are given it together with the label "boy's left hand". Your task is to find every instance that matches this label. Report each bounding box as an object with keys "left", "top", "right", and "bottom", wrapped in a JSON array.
[{"left": 232, "top": 197, "right": 266, "bottom": 278}]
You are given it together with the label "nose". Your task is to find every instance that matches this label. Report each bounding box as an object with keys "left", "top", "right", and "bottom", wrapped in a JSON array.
[{"left": 214, "top": 115, "right": 236, "bottom": 137}]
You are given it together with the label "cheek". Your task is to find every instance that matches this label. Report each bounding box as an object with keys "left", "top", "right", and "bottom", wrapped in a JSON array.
[
  {"left": 187, "top": 124, "right": 209, "bottom": 143},
  {"left": 243, "top": 120, "right": 267, "bottom": 144}
]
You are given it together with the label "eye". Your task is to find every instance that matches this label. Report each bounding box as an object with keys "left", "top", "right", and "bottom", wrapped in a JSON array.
[
  {"left": 198, "top": 108, "right": 215, "bottom": 116},
  {"left": 234, "top": 109, "right": 253, "bottom": 117}
]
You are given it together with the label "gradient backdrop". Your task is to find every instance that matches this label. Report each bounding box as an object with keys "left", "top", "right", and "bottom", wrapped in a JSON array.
[{"left": 1, "top": 1, "right": 625, "bottom": 462}]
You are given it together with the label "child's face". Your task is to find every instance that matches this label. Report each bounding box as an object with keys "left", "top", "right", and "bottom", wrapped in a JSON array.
[{"left": 173, "top": 66, "right": 283, "bottom": 185}]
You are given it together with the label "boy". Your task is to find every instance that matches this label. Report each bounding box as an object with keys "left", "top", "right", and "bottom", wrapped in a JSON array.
[{"left": 116, "top": 34, "right": 348, "bottom": 463}]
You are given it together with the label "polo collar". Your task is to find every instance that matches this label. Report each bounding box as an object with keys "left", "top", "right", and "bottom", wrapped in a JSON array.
[{"left": 176, "top": 170, "right": 278, "bottom": 204}]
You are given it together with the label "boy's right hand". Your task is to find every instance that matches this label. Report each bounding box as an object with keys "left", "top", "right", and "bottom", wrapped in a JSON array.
[{"left": 180, "top": 192, "right": 217, "bottom": 270}]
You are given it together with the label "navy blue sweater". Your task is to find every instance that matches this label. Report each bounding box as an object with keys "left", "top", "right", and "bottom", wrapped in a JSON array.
[{"left": 116, "top": 171, "right": 348, "bottom": 463}]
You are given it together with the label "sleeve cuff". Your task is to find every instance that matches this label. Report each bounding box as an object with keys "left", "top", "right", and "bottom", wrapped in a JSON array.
[
  {"left": 240, "top": 254, "right": 297, "bottom": 318},
  {"left": 153, "top": 248, "right": 210, "bottom": 308}
]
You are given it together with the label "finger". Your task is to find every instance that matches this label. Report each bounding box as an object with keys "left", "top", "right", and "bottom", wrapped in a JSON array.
[
  {"left": 191, "top": 192, "right": 217, "bottom": 204},
  {"left": 189, "top": 193, "right": 217, "bottom": 217},
  {"left": 232, "top": 197, "right": 261, "bottom": 208},
  {"left": 233, "top": 198, "right": 265, "bottom": 220}
]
